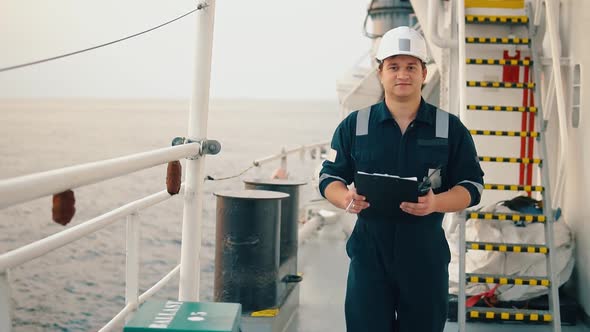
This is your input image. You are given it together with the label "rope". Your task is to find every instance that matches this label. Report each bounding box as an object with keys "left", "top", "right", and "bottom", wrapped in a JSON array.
[{"left": 0, "top": 3, "right": 209, "bottom": 73}]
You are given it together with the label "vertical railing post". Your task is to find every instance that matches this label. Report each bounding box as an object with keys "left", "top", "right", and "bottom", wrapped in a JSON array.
[
  {"left": 0, "top": 270, "right": 11, "bottom": 332},
  {"left": 125, "top": 212, "right": 140, "bottom": 316},
  {"left": 280, "top": 147, "right": 287, "bottom": 172},
  {"left": 179, "top": 0, "right": 217, "bottom": 302}
]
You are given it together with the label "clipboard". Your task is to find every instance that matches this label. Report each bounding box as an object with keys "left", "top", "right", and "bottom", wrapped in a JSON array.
[{"left": 354, "top": 171, "right": 419, "bottom": 218}]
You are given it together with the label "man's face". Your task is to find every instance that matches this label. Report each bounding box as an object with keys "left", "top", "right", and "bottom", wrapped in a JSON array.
[{"left": 378, "top": 55, "right": 427, "bottom": 101}]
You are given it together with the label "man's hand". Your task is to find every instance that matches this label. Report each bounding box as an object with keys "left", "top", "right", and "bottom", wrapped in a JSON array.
[
  {"left": 400, "top": 189, "right": 437, "bottom": 216},
  {"left": 343, "top": 188, "right": 370, "bottom": 214}
]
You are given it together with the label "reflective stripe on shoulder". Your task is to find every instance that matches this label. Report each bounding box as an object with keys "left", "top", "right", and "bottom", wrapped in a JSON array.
[
  {"left": 355, "top": 106, "right": 371, "bottom": 136},
  {"left": 436, "top": 108, "right": 449, "bottom": 138}
]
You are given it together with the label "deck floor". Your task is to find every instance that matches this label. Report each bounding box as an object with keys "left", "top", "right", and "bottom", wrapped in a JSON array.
[{"left": 287, "top": 218, "right": 590, "bottom": 332}]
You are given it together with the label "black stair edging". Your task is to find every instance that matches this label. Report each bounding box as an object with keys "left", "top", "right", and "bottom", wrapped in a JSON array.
[{"left": 447, "top": 292, "right": 578, "bottom": 325}]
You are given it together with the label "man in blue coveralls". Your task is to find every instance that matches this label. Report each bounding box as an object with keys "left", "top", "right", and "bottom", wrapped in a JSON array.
[{"left": 318, "top": 26, "right": 484, "bottom": 332}]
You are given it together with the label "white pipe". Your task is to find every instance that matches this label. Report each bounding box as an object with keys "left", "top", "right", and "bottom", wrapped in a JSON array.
[
  {"left": 178, "top": 0, "right": 216, "bottom": 302},
  {"left": 543, "top": 71, "right": 556, "bottom": 122},
  {"left": 545, "top": 0, "right": 568, "bottom": 209},
  {"left": 457, "top": 0, "right": 467, "bottom": 121},
  {"left": 0, "top": 271, "right": 10, "bottom": 332},
  {"left": 533, "top": 0, "right": 543, "bottom": 26},
  {"left": 427, "top": 0, "right": 457, "bottom": 49},
  {"left": 0, "top": 189, "right": 175, "bottom": 271},
  {"left": 298, "top": 216, "right": 323, "bottom": 245},
  {"left": 98, "top": 265, "right": 181, "bottom": 332},
  {"left": 0, "top": 143, "right": 199, "bottom": 210},
  {"left": 125, "top": 212, "right": 140, "bottom": 319}
]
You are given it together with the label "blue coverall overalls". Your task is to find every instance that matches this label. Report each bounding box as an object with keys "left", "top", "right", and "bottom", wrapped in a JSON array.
[{"left": 319, "top": 99, "right": 484, "bottom": 332}]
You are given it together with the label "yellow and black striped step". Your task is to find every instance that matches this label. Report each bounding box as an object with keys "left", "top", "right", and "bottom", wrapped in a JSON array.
[
  {"left": 484, "top": 183, "right": 544, "bottom": 192},
  {"left": 466, "top": 273, "right": 550, "bottom": 286},
  {"left": 466, "top": 36, "right": 530, "bottom": 45},
  {"left": 470, "top": 129, "right": 539, "bottom": 137},
  {"left": 479, "top": 156, "right": 542, "bottom": 164},
  {"left": 467, "top": 241, "right": 549, "bottom": 254},
  {"left": 467, "top": 105, "right": 537, "bottom": 113},
  {"left": 467, "top": 308, "right": 552, "bottom": 322},
  {"left": 466, "top": 58, "right": 532, "bottom": 66},
  {"left": 467, "top": 81, "right": 535, "bottom": 89},
  {"left": 468, "top": 212, "right": 546, "bottom": 223},
  {"left": 465, "top": 15, "right": 529, "bottom": 24}
]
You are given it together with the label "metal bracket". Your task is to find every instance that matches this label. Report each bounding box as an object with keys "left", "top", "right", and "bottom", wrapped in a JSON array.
[{"left": 172, "top": 137, "right": 221, "bottom": 160}]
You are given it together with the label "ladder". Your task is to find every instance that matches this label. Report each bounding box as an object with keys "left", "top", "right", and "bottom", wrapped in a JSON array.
[{"left": 457, "top": 1, "right": 562, "bottom": 331}]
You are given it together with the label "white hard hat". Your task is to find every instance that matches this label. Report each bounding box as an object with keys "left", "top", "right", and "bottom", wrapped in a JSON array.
[{"left": 375, "top": 26, "right": 428, "bottom": 63}]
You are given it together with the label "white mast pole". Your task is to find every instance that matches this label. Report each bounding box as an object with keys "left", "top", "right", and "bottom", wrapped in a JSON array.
[{"left": 178, "top": 0, "right": 216, "bottom": 301}]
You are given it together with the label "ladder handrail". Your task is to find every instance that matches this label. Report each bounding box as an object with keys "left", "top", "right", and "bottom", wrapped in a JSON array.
[
  {"left": 456, "top": 2, "right": 468, "bottom": 331},
  {"left": 543, "top": 0, "right": 569, "bottom": 208}
]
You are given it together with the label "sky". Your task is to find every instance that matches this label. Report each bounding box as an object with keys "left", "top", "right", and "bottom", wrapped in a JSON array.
[{"left": 0, "top": 0, "right": 371, "bottom": 101}]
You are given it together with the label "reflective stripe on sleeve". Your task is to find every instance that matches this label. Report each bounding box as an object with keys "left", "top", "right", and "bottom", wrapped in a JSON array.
[{"left": 319, "top": 173, "right": 348, "bottom": 185}]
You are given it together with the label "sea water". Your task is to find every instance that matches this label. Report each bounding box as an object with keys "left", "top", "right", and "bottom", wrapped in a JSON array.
[{"left": 0, "top": 99, "right": 339, "bottom": 331}]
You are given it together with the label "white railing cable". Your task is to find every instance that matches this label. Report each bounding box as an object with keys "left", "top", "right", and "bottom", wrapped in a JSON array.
[
  {"left": 544, "top": 0, "right": 568, "bottom": 207},
  {"left": 99, "top": 264, "right": 181, "bottom": 332},
  {"left": 0, "top": 189, "right": 177, "bottom": 271},
  {"left": 253, "top": 141, "right": 330, "bottom": 167},
  {"left": 0, "top": 143, "right": 200, "bottom": 210}
]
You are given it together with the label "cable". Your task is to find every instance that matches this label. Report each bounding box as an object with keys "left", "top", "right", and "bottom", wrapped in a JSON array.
[
  {"left": 205, "top": 164, "right": 257, "bottom": 181},
  {"left": 0, "top": 3, "right": 209, "bottom": 73}
]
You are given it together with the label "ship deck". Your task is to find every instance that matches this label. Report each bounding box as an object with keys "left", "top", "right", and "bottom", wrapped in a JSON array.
[{"left": 287, "top": 214, "right": 590, "bottom": 332}]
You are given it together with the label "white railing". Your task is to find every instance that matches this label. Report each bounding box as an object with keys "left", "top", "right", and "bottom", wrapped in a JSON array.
[
  {"left": 0, "top": 143, "right": 200, "bottom": 210},
  {"left": 0, "top": 138, "right": 331, "bottom": 331},
  {"left": 0, "top": 186, "right": 183, "bottom": 271}
]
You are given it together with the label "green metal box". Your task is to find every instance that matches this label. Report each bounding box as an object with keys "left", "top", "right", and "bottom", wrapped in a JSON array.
[{"left": 124, "top": 300, "right": 241, "bottom": 332}]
